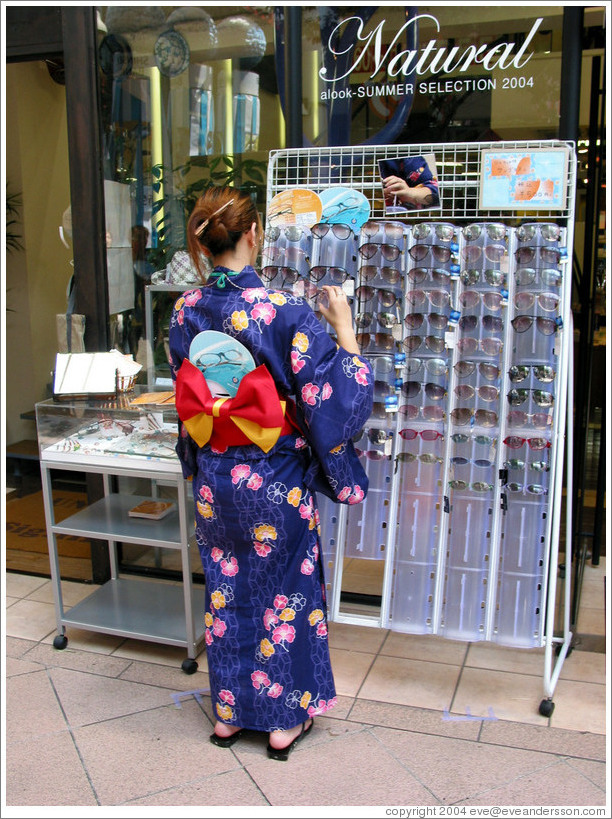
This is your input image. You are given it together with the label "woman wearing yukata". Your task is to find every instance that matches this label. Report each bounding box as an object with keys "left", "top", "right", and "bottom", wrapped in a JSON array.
[{"left": 168, "top": 186, "right": 374, "bottom": 760}]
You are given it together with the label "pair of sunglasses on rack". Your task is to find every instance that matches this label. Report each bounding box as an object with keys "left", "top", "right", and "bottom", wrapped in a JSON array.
[
  {"left": 461, "top": 269, "right": 506, "bottom": 287},
  {"left": 358, "top": 242, "right": 402, "bottom": 261},
  {"left": 403, "top": 335, "right": 446, "bottom": 354},
  {"left": 509, "top": 364, "right": 556, "bottom": 383},
  {"left": 359, "top": 265, "right": 402, "bottom": 284},
  {"left": 451, "top": 408, "right": 499, "bottom": 427},
  {"left": 405, "top": 357, "right": 448, "bottom": 377},
  {"left": 507, "top": 410, "right": 553, "bottom": 428},
  {"left": 508, "top": 389, "right": 554, "bottom": 407},
  {"left": 456, "top": 337, "right": 503, "bottom": 356},
  {"left": 450, "top": 455, "right": 495, "bottom": 468},
  {"left": 462, "top": 223, "right": 507, "bottom": 242},
  {"left": 261, "top": 266, "right": 300, "bottom": 285},
  {"left": 458, "top": 314, "right": 504, "bottom": 333},
  {"left": 413, "top": 223, "right": 455, "bottom": 242},
  {"left": 399, "top": 404, "right": 445, "bottom": 421},
  {"left": 451, "top": 433, "right": 496, "bottom": 445},
  {"left": 514, "top": 292, "right": 560, "bottom": 312},
  {"left": 515, "top": 247, "right": 563, "bottom": 265},
  {"left": 505, "top": 458, "right": 549, "bottom": 472},
  {"left": 309, "top": 266, "right": 351, "bottom": 283},
  {"left": 361, "top": 220, "right": 405, "bottom": 240},
  {"left": 407, "top": 289, "right": 450, "bottom": 308},
  {"left": 355, "top": 286, "right": 399, "bottom": 307},
  {"left": 516, "top": 223, "right": 561, "bottom": 243},
  {"left": 262, "top": 246, "right": 310, "bottom": 266},
  {"left": 401, "top": 382, "right": 447, "bottom": 401},
  {"left": 454, "top": 360, "right": 501, "bottom": 380},
  {"left": 409, "top": 244, "right": 456, "bottom": 263},
  {"left": 511, "top": 315, "right": 559, "bottom": 335},
  {"left": 504, "top": 435, "right": 550, "bottom": 450},
  {"left": 448, "top": 480, "right": 494, "bottom": 492},
  {"left": 515, "top": 268, "right": 563, "bottom": 287},
  {"left": 354, "top": 448, "right": 391, "bottom": 461},
  {"left": 356, "top": 312, "right": 400, "bottom": 329},
  {"left": 311, "top": 222, "right": 355, "bottom": 240},
  {"left": 265, "top": 225, "right": 311, "bottom": 243},
  {"left": 404, "top": 312, "right": 449, "bottom": 331},
  {"left": 399, "top": 428, "right": 444, "bottom": 441},
  {"left": 461, "top": 244, "right": 507, "bottom": 263},
  {"left": 353, "top": 428, "right": 392, "bottom": 445},
  {"left": 454, "top": 384, "right": 499, "bottom": 402},
  {"left": 397, "top": 452, "right": 443, "bottom": 465},
  {"left": 505, "top": 482, "right": 548, "bottom": 495},
  {"left": 357, "top": 332, "right": 395, "bottom": 350},
  {"left": 459, "top": 291, "right": 505, "bottom": 310}
]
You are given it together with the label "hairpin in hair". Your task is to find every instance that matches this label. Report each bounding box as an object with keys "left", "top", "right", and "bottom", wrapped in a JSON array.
[{"left": 195, "top": 199, "right": 235, "bottom": 237}]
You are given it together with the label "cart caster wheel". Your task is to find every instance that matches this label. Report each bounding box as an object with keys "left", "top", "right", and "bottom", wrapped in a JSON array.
[
  {"left": 539, "top": 698, "right": 555, "bottom": 717},
  {"left": 181, "top": 658, "right": 198, "bottom": 675},
  {"left": 53, "top": 635, "right": 68, "bottom": 650}
]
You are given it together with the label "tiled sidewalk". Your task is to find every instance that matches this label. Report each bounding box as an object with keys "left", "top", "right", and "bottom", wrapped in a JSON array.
[{"left": 3, "top": 564, "right": 607, "bottom": 810}]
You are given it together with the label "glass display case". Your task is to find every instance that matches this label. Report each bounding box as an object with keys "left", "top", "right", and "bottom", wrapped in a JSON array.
[{"left": 35, "top": 391, "right": 205, "bottom": 673}]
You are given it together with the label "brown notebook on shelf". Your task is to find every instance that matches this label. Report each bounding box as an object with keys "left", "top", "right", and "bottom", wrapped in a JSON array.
[{"left": 128, "top": 500, "right": 176, "bottom": 520}]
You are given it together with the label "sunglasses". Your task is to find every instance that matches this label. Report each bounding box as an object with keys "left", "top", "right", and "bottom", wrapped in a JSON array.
[
  {"left": 261, "top": 265, "right": 299, "bottom": 285},
  {"left": 401, "top": 381, "right": 447, "bottom": 401},
  {"left": 508, "top": 365, "right": 556, "bottom": 384},
  {"left": 450, "top": 456, "right": 496, "bottom": 468},
  {"left": 403, "top": 335, "right": 446, "bottom": 354},
  {"left": 511, "top": 315, "right": 558, "bottom": 335},
  {"left": 448, "top": 480, "right": 494, "bottom": 492},
  {"left": 407, "top": 267, "right": 452, "bottom": 284},
  {"left": 404, "top": 312, "right": 449, "bottom": 331},
  {"left": 454, "top": 384, "right": 500, "bottom": 402},
  {"left": 516, "top": 223, "right": 561, "bottom": 243},
  {"left": 507, "top": 410, "right": 553, "bottom": 428},
  {"left": 371, "top": 400, "right": 397, "bottom": 418},
  {"left": 355, "top": 286, "right": 399, "bottom": 308},
  {"left": 461, "top": 244, "right": 507, "bottom": 263},
  {"left": 504, "top": 436, "right": 551, "bottom": 450},
  {"left": 515, "top": 246, "right": 562, "bottom": 266},
  {"left": 399, "top": 404, "right": 446, "bottom": 421},
  {"left": 451, "top": 433, "right": 496, "bottom": 445},
  {"left": 458, "top": 315, "right": 503, "bottom": 333},
  {"left": 459, "top": 291, "right": 504, "bottom": 311},
  {"left": 356, "top": 312, "right": 398, "bottom": 330},
  {"left": 262, "top": 245, "right": 310, "bottom": 266},
  {"left": 364, "top": 428, "right": 392, "bottom": 445},
  {"left": 412, "top": 223, "right": 456, "bottom": 242},
  {"left": 311, "top": 222, "right": 353, "bottom": 240},
  {"left": 508, "top": 389, "right": 554, "bottom": 407},
  {"left": 406, "top": 289, "right": 451, "bottom": 309},
  {"left": 373, "top": 355, "right": 395, "bottom": 374},
  {"left": 399, "top": 428, "right": 444, "bottom": 441},
  {"left": 504, "top": 459, "right": 550, "bottom": 472},
  {"left": 409, "top": 244, "right": 454, "bottom": 263},
  {"left": 359, "top": 265, "right": 402, "bottom": 284},
  {"left": 405, "top": 357, "right": 448, "bottom": 377},
  {"left": 515, "top": 268, "right": 563, "bottom": 287},
  {"left": 397, "top": 452, "right": 443, "bottom": 465},
  {"left": 451, "top": 408, "right": 499, "bottom": 427},
  {"left": 357, "top": 332, "right": 395, "bottom": 351},
  {"left": 355, "top": 448, "right": 391, "bottom": 461},
  {"left": 310, "top": 265, "right": 351, "bottom": 283},
  {"left": 362, "top": 220, "right": 405, "bottom": 240},
  {"left": 456, "top": 337, "right": 503, "bottom": 356},
  {"left": 358, "top": 242, "right": 401, "bottom": 261},
  {"left": 462, "top": 223, "right": 507, "bottom": 242},
  {"left": 265, "top": 225, "right": 311, "bottom": 242},
  {"left": 460, "top": 269, "right": 506, "bottom": 287},
  {"left": 505, "top": 482, "right": 548, "bottom": 495},
  {"left": 453, "top": 361, "right": 501, "bottom": 380},
  {"left": 514, "top": 292, "right": 560, "bottom": 313}
]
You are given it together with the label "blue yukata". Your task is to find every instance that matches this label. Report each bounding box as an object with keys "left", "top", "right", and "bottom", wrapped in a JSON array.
[{"left": 168, "top": 265, "right": 374, "bottom": 732}]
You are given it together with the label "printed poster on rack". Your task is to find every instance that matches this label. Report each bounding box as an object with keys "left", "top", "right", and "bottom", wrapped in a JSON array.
[{"left": 479, "top": 147, "right": 569, "bottom": 210}]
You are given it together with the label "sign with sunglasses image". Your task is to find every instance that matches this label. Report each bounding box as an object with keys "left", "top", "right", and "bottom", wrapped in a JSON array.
[
  {"left": 479, "top": 147, "right": 569, "bottom": 211},
  {"left": 318, "top": 187, "right": 371, "bottom": 230}
]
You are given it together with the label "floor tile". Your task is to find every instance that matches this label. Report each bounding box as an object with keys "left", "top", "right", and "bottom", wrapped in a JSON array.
[
  {"left": 125, "top": 768, "right": 269, "bottom": 806},
  {"left": 118, "top": 658, "right": 211, "bottom": 694},
  {"left": 5, "top": 571, "right": 50, "bottom": 599},
  {"left": 372, "top": 725, "right": 556, "bottom": 804},
  {"left": 465, "top": 642, "right": 546, "bottom": 676},
  {"left": 452, "top": 666, "right": 547, "bottom": 726},
  {"left": 245, "top": 727, "right": 438, "bottom": 806},
  {"left": 565, "top": 758, "right": 608, "bottom": 791},
  {"left": 548, "top": 678, "right": 607, "bottom": 734},
  {"left": 453, "top": 758, "right": 606, "bottom": 806},
  {"left": 111, "top": 637, "right": 208, "bottom": 672},
  {"left": 24, "top": 642, "right": 133, "bottom": 678},
  {"left": 349, "top": 698, "right": 481, "bottom": 741},
  {"left": 4, "top": 598, "right": 58, "bottom": 642},
  {"left": 480, "top": 718, "right": 607, "bottom": 761},
  {"left": 327, "top": 620, "right": 388, "bottom": 653},
  {"left": 576, "top": 606, "right": 606, "bottom": 635},
  {"left": 558, "top": 649, "right": 606, "bottom": 683},
  {"left": 72, "top": 700, "right": 239, "bottom": 805},
  {"left": 381, "top": 631, "right": 469, "bottom": 665},
  {"left": 41, "top": 626, "right": 125, "bottom": 654},
  {"left": 329, "top": 647, "right": 375, "bottom": 697},
  {"left": 359, "top": 654, "right": 460, "bottom": 710},
  {"left": 5, "top": 730, "right": 98, "bottom": 807},
  {"left": 48, "top": 666, "right": 181, "bottom": 727},
  {"left": 5, "top": 669, "right": 69, "bottom": 743},
  {"left": 4, "top": 656, "right": 45, "bottom": 677},
  {"left": 27, "top": 578, "right": 97, "bottom": 607}
]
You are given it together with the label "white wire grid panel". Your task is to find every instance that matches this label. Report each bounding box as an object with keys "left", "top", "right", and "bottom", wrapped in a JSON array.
[{"left": 267, "top": 140, "right": 576, "bottom": 223}]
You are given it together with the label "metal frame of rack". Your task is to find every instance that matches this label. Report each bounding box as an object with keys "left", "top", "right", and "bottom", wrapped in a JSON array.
[
  {"left": 39, "top": 454, "right": 205, "bottom": 673},
  {"left": 266, "top": 140, "right": 576, "bottom": 714}
]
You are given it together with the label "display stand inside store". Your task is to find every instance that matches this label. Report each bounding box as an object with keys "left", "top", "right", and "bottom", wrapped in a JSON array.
[
  {"left": 264, "top": 139, "right": 576, "bottom": 715},
  {"left": 36, "top": 391, "right": 205, "bottom": 673}
]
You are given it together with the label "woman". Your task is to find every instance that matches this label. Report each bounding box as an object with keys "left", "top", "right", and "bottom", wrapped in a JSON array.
[{"left": 168, "top": 187, "right": 373, "bottom": 760}]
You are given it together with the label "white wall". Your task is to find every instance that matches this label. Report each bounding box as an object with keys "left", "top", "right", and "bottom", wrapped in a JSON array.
[{"left": 5, "top": 61, "right": 73, "bottom": 445}]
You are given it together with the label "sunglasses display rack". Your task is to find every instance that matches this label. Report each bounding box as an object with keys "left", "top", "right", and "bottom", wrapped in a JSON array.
[{"left": 265, "top": 140, "right": 576, "bottom": 714}]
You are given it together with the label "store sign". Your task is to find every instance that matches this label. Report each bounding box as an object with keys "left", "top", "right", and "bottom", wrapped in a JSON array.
[{"left": 319, "top": 14, "right": 544, "bottom": 83}]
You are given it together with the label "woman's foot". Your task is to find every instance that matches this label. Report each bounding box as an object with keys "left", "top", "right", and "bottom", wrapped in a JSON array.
[
  {"left": 267, "top": 719, "right": 313, "bottom": 760},
  {"left": 209, "top": 722, "right": 244, "bottom": 748}
]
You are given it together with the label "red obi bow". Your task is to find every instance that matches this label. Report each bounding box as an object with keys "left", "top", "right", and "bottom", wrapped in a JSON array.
[{"left": 175, "top": 359, "right": 289, "bottom": 453}]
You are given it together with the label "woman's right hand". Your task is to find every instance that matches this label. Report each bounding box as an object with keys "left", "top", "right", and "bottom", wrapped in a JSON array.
[{"left": 317, "top": 285, "right": 360, "bottom": 354}]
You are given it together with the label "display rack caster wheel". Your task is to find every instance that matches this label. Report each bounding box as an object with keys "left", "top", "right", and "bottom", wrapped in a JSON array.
[
  {"left": 53, "top": 634, "right": 68, "bottom": 650},
  {"left": 181, "top": 658, "right": 198, "bottom": 675},
  {"left": 539, "top": 698, "right": 555, "bottom": 717}
]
